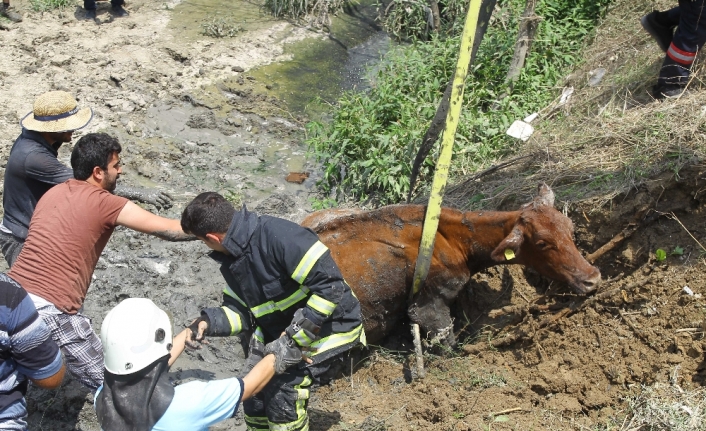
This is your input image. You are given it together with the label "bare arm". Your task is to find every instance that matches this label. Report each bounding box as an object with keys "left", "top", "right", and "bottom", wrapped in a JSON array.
[
  {"left": 241, "top": 355, "right": 276, "bottom": 400},
  {"left": 168, "top": 329, "right": 191, "bottom": 367},
  {"left": 115, "top": 201, "right": 196, "bottom": 241},
  {"left": 30, "top": 364, "right": 66, "bottom": 390}
]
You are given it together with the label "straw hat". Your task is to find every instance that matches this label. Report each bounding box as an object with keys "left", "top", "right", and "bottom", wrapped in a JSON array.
[{"left": 20, "top": 91, "right": 93, "bottom": 133}]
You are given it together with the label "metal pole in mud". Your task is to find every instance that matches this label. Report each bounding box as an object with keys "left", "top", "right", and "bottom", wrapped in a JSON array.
[{"left": 409, "top": 0, "right": 483, "bottom": 303}]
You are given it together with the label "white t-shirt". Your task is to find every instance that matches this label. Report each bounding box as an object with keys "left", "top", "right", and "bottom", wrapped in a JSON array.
[{"left": 95, "top": 377, "right": 244, "bottom": 431}]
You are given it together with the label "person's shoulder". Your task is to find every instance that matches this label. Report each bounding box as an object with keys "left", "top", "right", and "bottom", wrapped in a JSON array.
[{"left": 0, "top": 274, "right": 27, "bottom": 310}]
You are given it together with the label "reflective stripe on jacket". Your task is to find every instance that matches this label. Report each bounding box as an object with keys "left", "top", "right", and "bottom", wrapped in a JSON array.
[{"left": 202, "top": 206, "right": 365, "bottom": 364}]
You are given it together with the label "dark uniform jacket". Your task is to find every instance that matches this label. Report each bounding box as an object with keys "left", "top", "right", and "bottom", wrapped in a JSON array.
[
  {"left": 2, "top": 129, "right": 73, "bottom": 239},
  {"left": 202, "top": 206, "right": 365, "bottom": 365}
]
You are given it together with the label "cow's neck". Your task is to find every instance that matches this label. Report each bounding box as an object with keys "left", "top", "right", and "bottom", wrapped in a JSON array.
[{"left": 455, "top": 209, "right": 522, "bottom": 273}]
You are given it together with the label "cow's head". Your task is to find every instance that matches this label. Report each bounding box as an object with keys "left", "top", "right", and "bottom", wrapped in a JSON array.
[{"left": 490, "top": 183, "right": 601, "bottom": 294}]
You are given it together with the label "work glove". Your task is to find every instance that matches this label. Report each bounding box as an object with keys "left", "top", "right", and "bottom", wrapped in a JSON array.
[
  {"left": 265, "top": 335, "right": 303, "bottom": 374},
  {"left": 186, "top": 314, "right": 210, "bottom": 349},
  {"left": 243, "top": 330, "right": 266, "bottom": 374},
  {"left": 285, "top": 308, "right": 321, "bottom": 348},
  {"left": 115, "top": 186, "right": 174, "bottom": 209}
]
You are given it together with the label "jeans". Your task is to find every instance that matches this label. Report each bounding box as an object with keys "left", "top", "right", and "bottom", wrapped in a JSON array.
[{"left": 0, "top": 230, "right": 24, "bottom": 268}]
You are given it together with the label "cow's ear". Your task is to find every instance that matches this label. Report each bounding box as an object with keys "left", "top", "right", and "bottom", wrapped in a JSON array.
[
  {"left": 491, "top": 229, "right": 524, "bottom": 262},
  {"left": 534, "top": 183, "right": 555, "bottom": 207}
]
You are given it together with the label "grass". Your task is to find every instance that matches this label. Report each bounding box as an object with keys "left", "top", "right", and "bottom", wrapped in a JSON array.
[
  {"left": 307, "top": 0, "right": 612, "bottom": 205},
  {"left": 437, "top": 0, "right": 706, "bottom": 210},
  {"left": 200, "top": 17, "right": 243, "bottom": 38},
  {"left": 29, "top": 0, "right": 72, "bottom": 12},
  {"left": 619, "top": 384, "right": 706, "bottom": 430}
]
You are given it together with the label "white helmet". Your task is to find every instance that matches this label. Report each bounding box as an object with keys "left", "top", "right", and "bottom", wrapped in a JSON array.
[{"left": 101, "top": 298, "right": 173, "bottom": 375}]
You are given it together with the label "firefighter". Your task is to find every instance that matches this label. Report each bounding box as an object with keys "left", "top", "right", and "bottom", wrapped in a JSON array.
[
  {"left": 180, "top": 192, "right": 366, "bottom": 431},
  {"left": 641, "top": 2, "right": 706, "bottom": 98}
]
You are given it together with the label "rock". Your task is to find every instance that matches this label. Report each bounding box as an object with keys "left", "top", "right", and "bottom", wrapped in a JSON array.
[
  {"left": 232, "top": 65, "right": 244, "bottom": 72},
  {"left": 163, "top": 46, "right": 190, "bottom": 63},
  {"left": 186, "top": 111, "right": 217, "bottom": 129},
  {"left": 254, "top": 193, "right": 296, "bottom": 216},
  {"left": 50, "top": 54, "right": 71, "bottom": 67}
]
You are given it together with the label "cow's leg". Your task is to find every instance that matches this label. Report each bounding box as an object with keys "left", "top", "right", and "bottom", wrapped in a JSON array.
[{"left": 408, "top": 278, "right": 466, "bottom": 347}]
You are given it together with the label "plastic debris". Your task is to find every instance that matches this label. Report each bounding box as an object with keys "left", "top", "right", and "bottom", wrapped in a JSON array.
[
  {"left": 588, "top": 68, "right": 606, "bottom": 87},
  {"left": 506, "top": 120, "right": 534, "bottom": 141},
  {"left": 683, "top": 286, "right": 694, "bottom": 296}
]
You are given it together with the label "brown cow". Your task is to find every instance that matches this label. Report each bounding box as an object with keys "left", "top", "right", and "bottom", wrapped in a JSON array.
[{"left": 302, "top": 183, "right": 600, "bottom": 346}]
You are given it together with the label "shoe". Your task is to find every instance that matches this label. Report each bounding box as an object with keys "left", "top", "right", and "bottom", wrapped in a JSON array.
[
  {"left": 111, "top": 5, "right": 128, "bottom": 17},
  {"left": 652, "top": 83, "right": 686, "bottom": 99},
  {"left": 84, "top": 8, "right": 97, "bottom": 20},
  {"left": 641, "top": 11, "right": 674, "bottom": 52},
  {"left": 0, "top": 4, "right": 23, "bottom": 23}
]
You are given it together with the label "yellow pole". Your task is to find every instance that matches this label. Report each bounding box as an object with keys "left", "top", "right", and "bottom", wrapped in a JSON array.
[{"left": 409, "top": 0, "right": 483, "bottom": 302}]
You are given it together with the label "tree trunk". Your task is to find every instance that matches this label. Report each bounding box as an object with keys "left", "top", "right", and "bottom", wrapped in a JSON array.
[
  {"left": 429, "top": 0, "right": 441, "bottom": 32},
  {"left": 505, "top": 0, "right": 539, "bottom": 85}
]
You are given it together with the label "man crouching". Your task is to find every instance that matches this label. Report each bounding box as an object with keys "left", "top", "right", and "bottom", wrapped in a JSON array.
[{"left": 181, "top": 192, "right": 366, "bottom": 431}]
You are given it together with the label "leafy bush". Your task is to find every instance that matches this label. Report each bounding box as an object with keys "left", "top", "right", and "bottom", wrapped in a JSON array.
[
  {"left": 380, "top": 0, "right": 468, "bottom": 40},
  {"left": 29, "top": 0, "right": 72, "bottom": 12},
  {"left": 307, "top": 0, "right": 611, "bottom": 205},
  {"left": 264, "top": 0, "right": 345, "bottom": 27}
]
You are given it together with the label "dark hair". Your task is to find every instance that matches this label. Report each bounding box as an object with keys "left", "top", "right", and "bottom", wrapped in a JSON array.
[
  {"left": 71, "top": 133, "right": 122, "bottom": 180},
  {"left": 181, "top": 192, "right": 236, "bottom": 237}
]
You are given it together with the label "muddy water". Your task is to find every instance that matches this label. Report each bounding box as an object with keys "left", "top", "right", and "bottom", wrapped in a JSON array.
[{"left": 250, "top": 1, "right": 391, "bottom": 115}]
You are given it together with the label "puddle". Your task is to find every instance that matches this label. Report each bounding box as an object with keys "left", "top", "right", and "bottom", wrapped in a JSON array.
[
  {"left": 168, "top": 0, "right": 279, "bottom": 40},
  {"left": 249, "top": 0, "right": 391, "bottom": 115}
]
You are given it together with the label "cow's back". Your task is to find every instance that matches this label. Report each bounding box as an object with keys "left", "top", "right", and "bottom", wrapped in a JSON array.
[{"left": 302, "top": 206, "right": 428, "bottom": 343}]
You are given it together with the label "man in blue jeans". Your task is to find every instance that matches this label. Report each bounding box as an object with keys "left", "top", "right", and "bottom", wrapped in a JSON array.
[
  {"left": 641, "top": 1, "right": 706, "bottom": 98},
  {"left": 83, "top": 0, "right": 128, "bottom": 20}
]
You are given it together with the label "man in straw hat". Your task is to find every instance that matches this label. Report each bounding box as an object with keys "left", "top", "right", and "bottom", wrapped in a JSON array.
[
  {"left": 8, "top": 132, "right": 194, "bottom": 391},
  {"left": 0, "top": 91, "right": 173, "bottom": 267}
]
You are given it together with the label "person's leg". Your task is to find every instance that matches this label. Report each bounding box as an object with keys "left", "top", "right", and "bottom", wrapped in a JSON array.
[
  {"left": 110, "top": 0, "right": 128, "bottom": 16},
  {"left": 41, "top": 312, "right": 104, "bottom": 390},
  {"left": 641, "top": 6, "right": 680, "bottom": 53},
  {"left": 656, "top": 0, "right": 706, "bottom": 96},
  {"left": 1, "top": 0, "right": 22, "bottom": 23},
  {"left": 261, "top": 369, "right": 313, "bottom": 431},
  {"left": 0, "top": 231, "right": 24, "bottom": 268}
]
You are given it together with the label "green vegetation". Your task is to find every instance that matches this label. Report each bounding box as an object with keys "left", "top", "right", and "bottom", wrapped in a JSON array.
[
  {"left": 307, "top": 0, "right": 611, "bottom": 205},
  {"left": 29, "top": 0, "right": 72, "bottom": 12},
  {"left": 200, "top": 17, "right": 243, "bottom": 38},
  {"left": 264, "top": 0, "right": 345, "bottom": 27}
]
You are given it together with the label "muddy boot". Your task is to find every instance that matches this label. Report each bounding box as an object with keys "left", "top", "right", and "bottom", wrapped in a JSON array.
[
  {"left": 1, "top": 4, "right": 23, "bottom": 23},
  {"left": 652, "top": 83, "right": 687, "bottom": 99},
  {"left": 111, "top": 5, "right": 128, "bottom": 17},
  {"left": 83, "top": 8, "right": 97, "bottom": 20},
  {"left": 640, "top": 11, "right": 675, "bottom": 52}
]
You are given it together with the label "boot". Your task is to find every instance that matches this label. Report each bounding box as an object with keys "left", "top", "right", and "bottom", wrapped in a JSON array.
[
  {"left": 641, "top": 11, "right": 674, "bottom": 53},
  {"left": 1, "top": 3, "right": 23, "bottom": 23},
  {"left": 652, "top": 83, "right": 686, "bottom": 99},
  {"left": 83, "top": 8, "right": 97, "bottom": 20},
  {"left": 111, "top": 5, "right": 128, "bottom": 17}
]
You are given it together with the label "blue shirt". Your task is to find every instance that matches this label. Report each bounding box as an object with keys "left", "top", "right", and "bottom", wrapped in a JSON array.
[
  {"left": 95, "top": 377, "right": 244, "bottom": 431},
  {"left": 0, "top": 273, "right": 63, "bottom": 425}
]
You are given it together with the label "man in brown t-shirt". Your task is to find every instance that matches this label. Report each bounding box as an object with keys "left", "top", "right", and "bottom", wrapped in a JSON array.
[{"left": 9, "top": 133, "right": 193, "bottom": 390}]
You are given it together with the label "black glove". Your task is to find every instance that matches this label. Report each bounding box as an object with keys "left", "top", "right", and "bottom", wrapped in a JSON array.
[
  {"left": 187, "top": 314, "right": 210, "bottom": 342},
  {"left": 285, "top": 308, "right": 320, "bottom": 348},
  {"left": 265, "top": 335, "right": 303, "bottom": 374}
]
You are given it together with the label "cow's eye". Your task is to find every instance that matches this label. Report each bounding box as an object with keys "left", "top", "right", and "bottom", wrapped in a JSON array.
[{"left": 536, "top": 240, "right": 550, "bottom": 250}]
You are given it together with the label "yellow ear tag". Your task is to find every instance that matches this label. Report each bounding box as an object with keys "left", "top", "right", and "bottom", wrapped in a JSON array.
[{"left": 504, "top": 249, "right": 515, "bottom": 260}]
